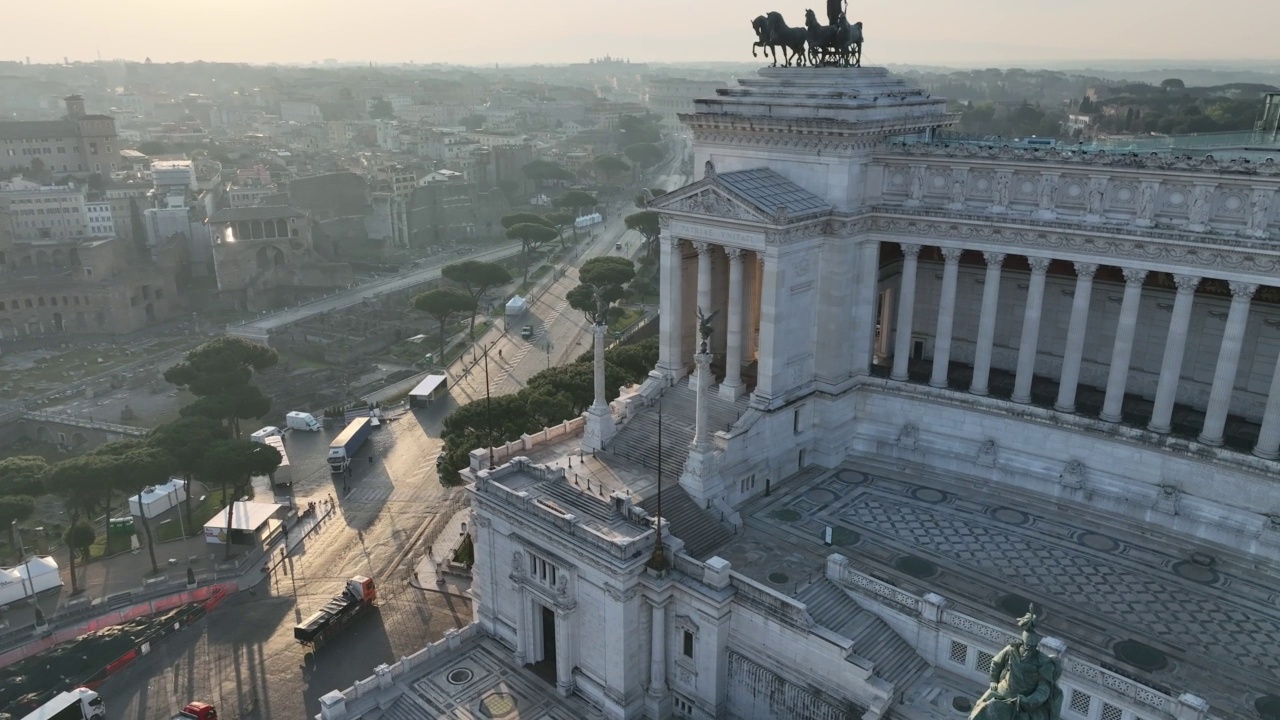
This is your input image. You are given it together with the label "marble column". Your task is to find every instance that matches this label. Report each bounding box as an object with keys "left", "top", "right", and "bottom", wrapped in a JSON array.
[
  {"left": 930, "top": 248, "right": 963, "bottom": 388},
  {"left": 850, "top": 240, "right": 882, "bottom": 377},
  {"left": 1011, "top": 257, "right": 1052, "bottom": 403},
  {"left": 890, "top": 243, "right": 922, "bottom": 382},
  {"left": 1252, "top": 349, "right": 1280, "bottom": 459},
  {"left": 720, "top": 248, "right": 746, "bottom": 399},
  {"left": 1147, "top": 274, "right": 1201, "bottom": 433},
  {"left": 555, "top": 609, "right": 574, "bottom": 695},
  {"left": 1199, "top": 281, "right": 1258, "bottom": 446},
  {"left": 694, "top": 241, "right": 713, "bottom": 326},
  {"left": 1055, "top": 263, "right": 1098, "bottom": 413},
  {"left": 581, "top": 324, "right": 615, "bottom": 452},
  {"left": 969, "top": 252, "right": 1006, "bottom": 396},
  {"left": 876, "top": 286, "right": 895, "bottom": 362},
  {"left": 1099, "top": 268, "right": 1149, "bottom": 423},
  {"left": 648, "top": 599, "right": 668, "bottom": 697},
  {"left": 657, "top": 231, "right": 684, "bottom": 379}
]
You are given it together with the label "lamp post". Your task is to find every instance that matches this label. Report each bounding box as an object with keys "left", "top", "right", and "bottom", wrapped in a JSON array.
[{"left": 12, "top": 522, "right": 40, "bottom": 620}]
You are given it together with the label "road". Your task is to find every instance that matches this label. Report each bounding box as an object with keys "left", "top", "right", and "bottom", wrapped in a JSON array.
[
  {"left": 449, "top": 139, "right": 691, "bottom": 403},
  {"left": 97, "top": 405, "right": 472, "bottom": 720},
  {"left": 229, "top": 241, "right": 524, "bottom": 335}
]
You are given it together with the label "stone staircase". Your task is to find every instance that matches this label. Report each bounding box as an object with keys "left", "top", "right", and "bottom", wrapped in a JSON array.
[
  {"left": 606, "top": 377, "right": 749, "bottom": 483},
  {"left": 536, "top": 477, "right": 615, "bottom": 523},
  {"left": 797, "top": 579, "right": 932, "bottom": 695},
  {"left": 640, "top": 485, "right": 734, "bottom": 560}
]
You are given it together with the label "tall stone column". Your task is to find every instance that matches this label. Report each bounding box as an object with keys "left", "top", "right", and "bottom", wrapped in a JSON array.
[
  {"left": 849, "top": 240, "right": 881, "bottom": 377},
  {"left": 1054, "top": 262, "right": 1098, "bottom": 413},
  {"left": 648, "top": 598, "right": 668, "bottom": 697},
  {"left": 657, "top": 230, "right": 684, "bottom": 379},
  {"left": 930, "top": 248, "right": 963, "bottom": 388},
  {"left": 720, "top": 248, "right": 746, "bottom": 399},
  {"left": 890, "top": 244, "right": 922, "bottom": 382},
  {"left": 1011, "top": 256, "right": 1052, "bottom": 403},
  {"left": 1199, "top": 281, "right": 1257, "bottom": 446},
  {"left": 969, "top": 252, "right": 1006, "bottom": 396},
  {"left": 691, "top": 349, "right": 712, "bottom": 449},
  {"left": 581, "top": 324, "right": 615, "bottom": 452},
  {"left": 876, "top": 286, "right": 895, "bottom": 363},
  {"left": 694, "top": 240, "right": 713, "bottom": 330},
  {"left": 555, "top": 609, "right": 574, "bottom": 696},
  {"left": 1148, "top": 274, "right": 1201, "bottom": 433},
  {"left": 681, "top": 348, "right": 719, "bottom": 502},
  {"left": 1099, "top": 268, "right": 1149, "bottom": 423},
  {"left": 1252, "top": 349, "right": 1280, "bottom": 459}
]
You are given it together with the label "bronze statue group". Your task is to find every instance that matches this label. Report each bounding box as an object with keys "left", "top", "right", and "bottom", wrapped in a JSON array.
[{"left": 751, "top": 0, "right": 863, "bottom": 67}]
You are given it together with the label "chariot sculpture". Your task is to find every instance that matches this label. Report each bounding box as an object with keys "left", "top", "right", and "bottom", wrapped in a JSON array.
[{"left": 751, "top": 1, "right": 863, "bottom": 67}]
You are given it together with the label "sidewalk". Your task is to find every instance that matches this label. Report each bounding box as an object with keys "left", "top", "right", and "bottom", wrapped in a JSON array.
[{"left": 408, "top": 506, "right": 472, "bottom": 597}]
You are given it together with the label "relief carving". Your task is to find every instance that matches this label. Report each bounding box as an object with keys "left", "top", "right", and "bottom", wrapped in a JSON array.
[
  {"left": 896, "top": 424, "right": 919, "bottom": 450},
  {"left": 1059, "top": 460, "right": 1086, "bottom": 489},
  {"left": 1248, "top": 189, "right": 1274, "bottom": 238},
  {"left": 976, "top": 440, "right": 997, "bottom": 468}
]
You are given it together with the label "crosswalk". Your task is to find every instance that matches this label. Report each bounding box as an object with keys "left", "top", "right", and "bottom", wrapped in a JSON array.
[{"left": 487, "top": 298, "right": 570, "bottom": 393}]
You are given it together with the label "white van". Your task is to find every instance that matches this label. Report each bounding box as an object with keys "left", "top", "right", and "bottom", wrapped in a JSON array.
[
  {"left": 286, "top": 411, "right": 322, "bottom": 432},
  {"left": 250, "top": 426, "right": 283, "bottom": 444}
]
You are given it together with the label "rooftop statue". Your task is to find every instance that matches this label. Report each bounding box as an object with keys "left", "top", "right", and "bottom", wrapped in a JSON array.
[
  {"left": 969, "top": 605, "right": 1063, "bottom": 720},
  {"left": 751, "top": 4, "right": 863, "bottom": 67},
  {"left": 696, "top": 306, "right": 719, "bottom": 354}
]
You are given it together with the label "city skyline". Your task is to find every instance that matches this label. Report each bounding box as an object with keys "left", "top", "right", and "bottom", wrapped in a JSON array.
[{"left": 6, "top": 0, "right": 1280, "bottom": 67}]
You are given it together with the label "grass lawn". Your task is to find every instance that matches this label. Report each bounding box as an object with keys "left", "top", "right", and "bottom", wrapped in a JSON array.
[{"left": 608, "top": 308, "right": 643, "bottom": 334}]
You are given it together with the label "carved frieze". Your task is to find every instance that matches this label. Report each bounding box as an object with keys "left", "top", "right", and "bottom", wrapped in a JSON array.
[
  {"left": 670, "top": 189, "right": 759, "bottom": 221},
  {"left": 887, "top": 140, "right": 1280, "bottom": 177}
]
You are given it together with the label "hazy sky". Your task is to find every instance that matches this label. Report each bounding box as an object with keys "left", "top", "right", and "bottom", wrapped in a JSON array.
[{"left": 7, "top": 0, "right": 1280, "bottom": 67}]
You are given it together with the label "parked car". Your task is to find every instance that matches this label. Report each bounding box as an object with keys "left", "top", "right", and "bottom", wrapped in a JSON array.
[{"left": 521, "top": 325, "right": 534, "bottom": 340}]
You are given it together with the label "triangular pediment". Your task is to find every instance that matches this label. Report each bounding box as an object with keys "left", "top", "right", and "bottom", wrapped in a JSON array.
[
  {"left": 649, "top": 182, "right": 771, "bottom": 223},
  {"left": 650, "top": 166, "right": 832, "bottom": 224}
]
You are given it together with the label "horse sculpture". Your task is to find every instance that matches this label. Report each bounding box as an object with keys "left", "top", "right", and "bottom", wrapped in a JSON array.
[
  {"left": 752, "top": 12, "right": 808, "bottom": 67},
  {"left": 802, "top": 8, "right": 862, "bottom": 67}
]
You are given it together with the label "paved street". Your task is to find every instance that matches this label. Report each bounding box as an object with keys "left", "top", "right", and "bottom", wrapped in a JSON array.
[{"left": 96, "top": 402, "right": 472, "bottom": 719}]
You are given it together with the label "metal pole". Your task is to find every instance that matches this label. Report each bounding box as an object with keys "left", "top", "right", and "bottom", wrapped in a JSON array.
[{"left": 484, "top": 341, "right": 494, "bottom": 469}]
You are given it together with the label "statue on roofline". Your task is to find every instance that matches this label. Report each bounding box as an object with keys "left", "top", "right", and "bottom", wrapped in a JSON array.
[{"left": 969, "top": 604, "right": 1063, "bottom": 720}]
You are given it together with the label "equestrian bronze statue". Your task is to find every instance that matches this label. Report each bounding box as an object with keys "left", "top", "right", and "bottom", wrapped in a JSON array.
[{"left": 751, "top": 6, "right": 863, "bottom": 68}]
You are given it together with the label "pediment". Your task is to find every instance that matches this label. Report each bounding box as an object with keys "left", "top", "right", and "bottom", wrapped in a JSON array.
[{"left": 649, "top": 183, "right": 771, "bottom": 223}]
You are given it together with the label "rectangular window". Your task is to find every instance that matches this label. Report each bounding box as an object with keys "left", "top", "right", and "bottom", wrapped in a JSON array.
[
  {"left": 1100, "top": 703, "right": 1123, "bottom": 720},
  {"left": 975, "top": 650, "right": 994, "bottom": 674},
  {"left": 948, "top": 640, "right": 968, "bottom": 665},
  {"left": 793, "top": 409, "right": 801, "bottom": 434},
  {"left": 1068, "top": 689, "right": 1092, "bottom": 718},
  {"left": 682, "top": 630, "right": 694, "bottom": 658},
  {"left": 90, "top": 142, "right": 98, "bottom": 154}
]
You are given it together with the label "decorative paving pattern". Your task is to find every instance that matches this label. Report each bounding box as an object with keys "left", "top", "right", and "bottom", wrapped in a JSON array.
[{"left": 752, "top": 465, "right": 1280, "bottom": 711}]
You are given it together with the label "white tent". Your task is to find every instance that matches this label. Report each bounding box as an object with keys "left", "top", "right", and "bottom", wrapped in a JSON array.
[
  {"left": 128, "top": 479, "right": 187, "bottom": 519},
  {"left": 0, "top": 556, "right": 62, "bottom": 606},
  {"left": 505, "top": 296, "right": 528, "bottom": 316},
  {"left": 203, "top": 501, "right": 287, "bottom": 545}
]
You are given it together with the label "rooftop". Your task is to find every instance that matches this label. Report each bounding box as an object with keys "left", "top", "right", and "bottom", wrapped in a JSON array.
[
  {"left": 0, "top": 120, "right": 79, "bottom": 141},
  {"left": 206, "top": 205, "right": 305, "bottom": 223},
  {"left": 716, "top": 167, "right": 831, "bottom": 218}
]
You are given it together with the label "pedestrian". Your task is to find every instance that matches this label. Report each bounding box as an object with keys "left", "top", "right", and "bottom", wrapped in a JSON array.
[{"left": 368, "top": 455, "right": 374, "bottom": 464}]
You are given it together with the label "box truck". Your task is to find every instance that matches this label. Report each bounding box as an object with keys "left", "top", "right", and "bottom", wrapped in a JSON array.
[{"left": 285, "top": 411, "right": 321, "bottom": 432}]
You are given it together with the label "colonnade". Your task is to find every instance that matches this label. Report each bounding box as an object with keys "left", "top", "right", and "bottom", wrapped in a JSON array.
[{"left": 888, "top": 242, "right": 1280, "bottom": 459}]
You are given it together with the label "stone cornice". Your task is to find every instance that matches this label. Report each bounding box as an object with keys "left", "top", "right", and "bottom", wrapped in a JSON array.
[
  {"left": 684, "top": 115, "right": 957, "bottom": 154},
  {"left": 882, "top": 141, "right": 1280, "bottom": 179},
  {"left": 870, "top": 206, "right": 1280, "bottom": 277}
]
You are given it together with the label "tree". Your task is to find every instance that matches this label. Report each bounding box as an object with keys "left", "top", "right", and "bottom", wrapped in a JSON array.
[
  {"left": 553, "top": 190, "right": 599, "bottom": 242},
  {"left": 149, "top": 417, "right": 228, "bottom": 533},
  {"left": 618, "top": 114, "right": 662, "bottom": 145},
  {"left": 90, "top": 439, "right": 148, "bottom": 550},
  {"left": 64, "top": 522, "right": 96, "bottom": 592},
  {"left": 625, "top": 211, "right": 661, "bottom": 258},
  {"left": 500, "top": 212, "right": 554, "bottom": 231},
  {"left": 46, "top": 456, "right": 104, "bottom": 590},
  {"left": 137, "top": 141, "right": 168, "bottom": 156},
  {"left": 0, "top": 496, "right": 35, "bottom": 563},
  {"left": 593, "top": 155, "right": 630, "bottom": 185},
  {"left": 635, "top": 188, "right": 668, "bottom": 209},
  {"left": 506, "top": 222, "right": 560, "bottom": 281},
  {"left": 201, "top": 440, "right": 280, "bottom": 559},
  {"left": 368, "top": 97, "right": 395, "bottom": 119},
  {"left": 442, "top": 260, "right": 513, "bottom": 339},
  {"left": 521, "top": 160, "right": 574, "bottom": 195},
  {"left": 112, "top": 447, "right": 175, "bottom": 574},
  {"left": 542, "top": 210, "right": 575, "bottom": 248},
  {"left": 0, "top": 456, "right": 46, "bottom": 497},
  {"left": 165, "top": 337, "right": 278, "bottom": 438},
  {"left": 460, "top": 114, "right": 485, "bottom": 131},
  {"left": 624, "top": 143, "right": 665, "bottom": 178},
  {"left": 413, "top": 287, "right": 477, "bottom": 362},
  {"left": 569, "top": 256, "right": 636, "bottom": 324},
  {"left": 1160, "top": 78, "right": 1186, "bottom": 91}
]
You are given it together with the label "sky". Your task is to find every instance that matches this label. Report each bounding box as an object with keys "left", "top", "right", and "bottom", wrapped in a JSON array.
[{"left": 6, "top": 0, "right": 1280, "bottom": 68}]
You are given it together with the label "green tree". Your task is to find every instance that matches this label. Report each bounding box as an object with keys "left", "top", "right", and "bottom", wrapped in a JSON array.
[
  {"left": 0, "top": 456, "right": 47, "bottom": 497},
  {"left": 542, "top": 210, "right": 575, "bottom": 248},
  {"left": 500, "top": 212, "right": 554, "bottom": 231},
  {"left": 635, "top": 188, "right": 668, "bottom": 209},
  {"left": 46, "top": 456, "right": 105, "bottom": 589},
  {"left": 521, "top": 160, "right": 574, "bottom": 195},
  {"left": 164, "top": 337, "right": 279, "bottom": 438},
  {"left": 593, "top": 155, "right": 630, "bottom": 185},
  {"left": 570, "top": 256, "right": 636, "bottom": 324},
  {"left": 201, "top": 440, "right": 281, "bottom": 559},
  {"left": 506, "top": 222, "right": 560, "bottom": 281},
  {"left": 624, "top": 143, "right": 664, "bottom": 178},
  {"left": 0, "top": 496, "right": 35, "bottom": 564},
  {"left": 624, "top": 211, "right": 660, "bottom": 258},
  {"left": 149, "top": 417, "right": 229, "bottom": 534},
  {"left": 460, "top": 114, "right": 485, "bottom": 131},
  {"left": 618, "top": 114, "right": 662, "bottom": 145},
  {"left": 368, "top": 97, "right": 395, "bottom": 119},
  {"left": 113, "top": 447, "right": 175, "bottom": 574},
  {"left": 413, "top": 287, "right": 477, "bottom": 362},
  {"left": 64, "top": 522, "right": 96, "bottom": 587},
  {"left": 1160, "top": 78, "right": 1186, "bottom": 91},
  {"left": 442, "top": 260, "right": 513, "bottom": 339},
  {"left": 553, "top": 190, "right": 598, "bottom": 242},
  {"left": 89, "top": 439, "right": 148, "bottom": 551}
]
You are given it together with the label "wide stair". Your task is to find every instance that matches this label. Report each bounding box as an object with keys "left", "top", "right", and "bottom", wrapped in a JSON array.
[
  {"left": 639, "top": 485, "right": 734, "bottom": 560},
  {"left": 797, "top": 579, "right": 932, "bottom": 697},
  {"left": 606, "top": 377, "right": 749, "bottom": 483}
]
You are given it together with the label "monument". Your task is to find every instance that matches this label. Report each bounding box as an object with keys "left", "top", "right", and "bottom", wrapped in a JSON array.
[{"left": 969, "top": 606, "right": 1063, "bottom": 720}]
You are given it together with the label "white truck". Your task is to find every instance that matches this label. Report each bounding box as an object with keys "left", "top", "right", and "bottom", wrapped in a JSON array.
[
  {"left": 20, "top": 687, "right": 105, "bottom": 720},
  {"left": 263, "top": 435, "right": 292, "bottom": 488},
  {"left": 285, "top": 411, "right": 321, "bottom": 432},
  {"left": 249, "top": 426, "right": 283, "bottom": 444}
]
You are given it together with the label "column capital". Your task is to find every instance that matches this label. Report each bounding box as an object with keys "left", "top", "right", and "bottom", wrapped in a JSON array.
[
  {"left": 692, "top": 240, "right": 713, "bottom": 255},
  {"left": 982, "top": 251, "right": 1006, "bottom": 267},
  {"left": 899, "top": 243, "right": 922, "bottom": 259},
  {"left": 1073, "top": 262, "right": 1099, "bottom": 279},
  {"left": 1229, "top": 281, "right": 1259, "bottom": 300},
  {"left": 1027, "top": 256, "right": 1052, "bottom": 274},
  {"left": 1171, "top": 274, "right": 1202, "bottom": 293},
  {"left": 725, "top": 247, "right": 745, "bottom": 261},
  {"left": 1121, "top": 268, "right": 1149, "bottom": 286},
  {"left": 940, "top": 247, "right": 963, "bottom": 263}
]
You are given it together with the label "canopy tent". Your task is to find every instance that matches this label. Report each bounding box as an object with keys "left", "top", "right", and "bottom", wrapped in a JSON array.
[
  {"left": 408, "top": 374, "right": 448, "bottom": 408},
  {"left": 505, "top": 296, "right": 527, "bottom": 315},
  {"left": 203, "top": 501, "right": 288, "bottom": 546},
  {"left": 0, "top": 556, "right": 62, "bottom": 606}
]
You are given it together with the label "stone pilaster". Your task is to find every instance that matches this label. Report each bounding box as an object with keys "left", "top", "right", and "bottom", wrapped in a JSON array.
[
  {"left": 1199, "top": 281, "right": 1257, "bottom": 445},
  {"left": 1054, "top": 262, "right": 1098, "bottom": 413},
  {"left": 1148, "top": 274, "right": 1200, "bottom": 433},
  {"left": 1099, "top": 268, "right": 1149, "bottom": 423},
  {"left": 720, "top": 248, "right": 746, "bottom": 399},
  {"left": 929, "top": 247, "right": 962, "bottom": 388},
  {"left": 645, "top": 597, "right": 671, "bottom": 718},
  {"left": 890, "top": 243, "right": 922, "bottom": 382},
  {"left": 969, "top": 252, "right": 1006, "bottom": 396},
  {"left": 1011, "top": 256, "right": 1051, "bottom": 403},
  {"left": 656, "top": 229, "right": 685, "bottom": 380}
]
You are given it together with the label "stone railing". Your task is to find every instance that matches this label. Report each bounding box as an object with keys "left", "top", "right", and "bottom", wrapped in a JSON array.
[
  {"left": 888, "top": 140, "right": 1280, "bottom": 176},
  {"left": 872, "top": 147, "right": 1279, "bottom": 241},
  {"left": 729, "top": 571, "right": 815, "bottom": 630},
  {"left": 826, "top": 555, "right": 1217, "bottom": 720},
  {"left": 21, "top": 410, "right": 149, "bottom": 437},
  {"left": 320, "top": 623, "right": 481, "bottom": 720},
  {"left": 469, "top": 417, "right": 585, "bottom": 471}
]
